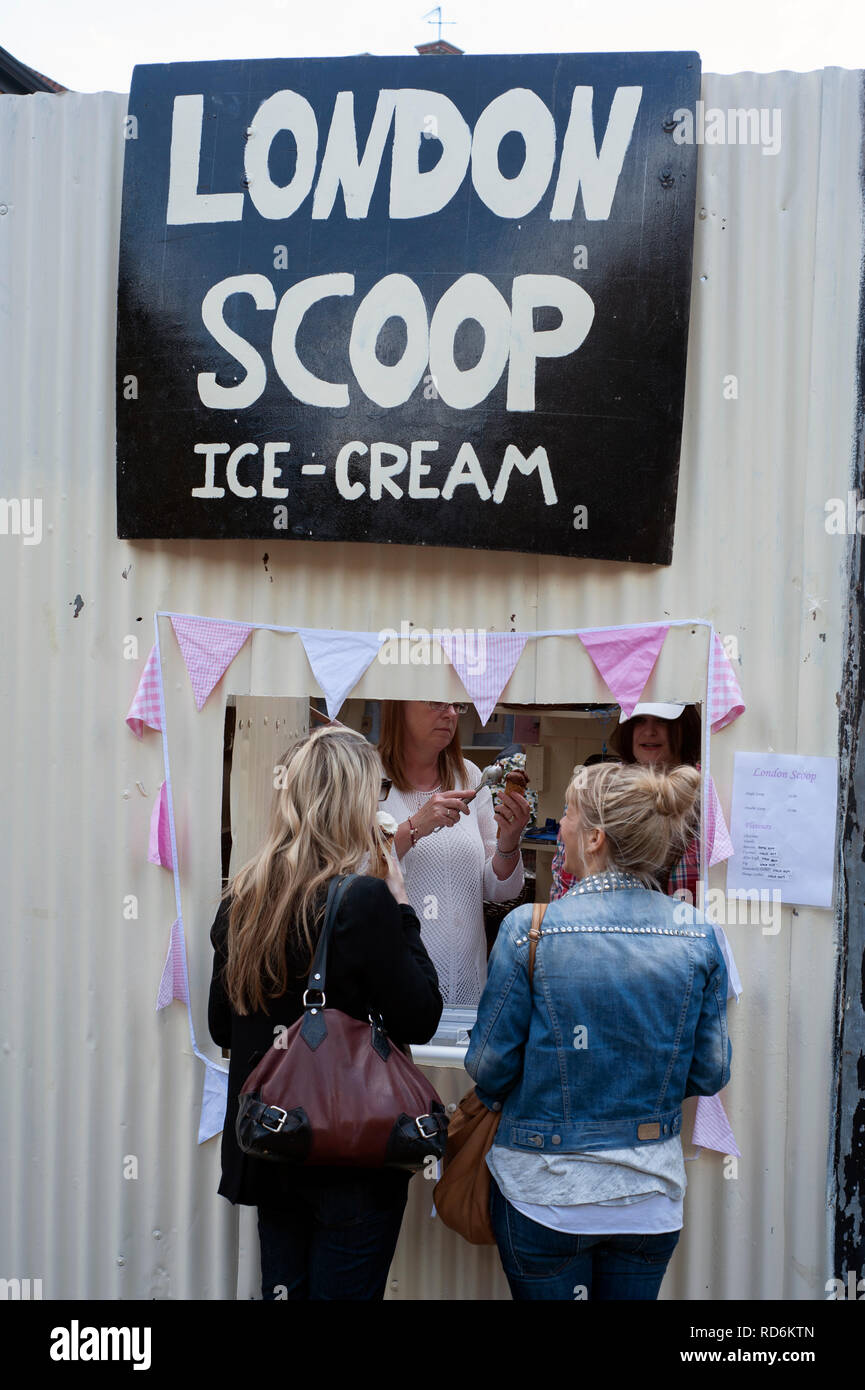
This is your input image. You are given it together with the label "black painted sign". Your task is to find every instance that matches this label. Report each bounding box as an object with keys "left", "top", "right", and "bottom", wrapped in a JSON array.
[{"left": 116, "top": 52, "right": 700, "bottom": 561}]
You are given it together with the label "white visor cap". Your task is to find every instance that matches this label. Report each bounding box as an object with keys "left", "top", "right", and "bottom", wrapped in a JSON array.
[{"left": 619, "top": 702, "right": 686, "bottom": 724}]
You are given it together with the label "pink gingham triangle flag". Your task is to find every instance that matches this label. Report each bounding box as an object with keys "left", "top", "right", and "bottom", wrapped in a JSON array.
[
  {"left": 577, "top": 625, "right": 669, "bottom": 719},
  {"left": 170, "top": 617, "right": 253, "bottom": 711},
  {"left": 692, "top": 1093, "right": 740, "bottom": 1157},
  {"left": 706, "top": 776, "right": 734, "bottom": 868},
  {"left": 708, "top": 630, "right": 745, "bottom": 733},
  {"left": 126, "top": 645, "right": 163, "bottom": 738},
  {"left": 148, "top": 781, "right": 173, "bottom": 870},
  {"left": 437, "top": 631, "right": 528, "bottom": 725},
  {"left": 156, "top": 918, "right": 189, "bottom": 1010}
]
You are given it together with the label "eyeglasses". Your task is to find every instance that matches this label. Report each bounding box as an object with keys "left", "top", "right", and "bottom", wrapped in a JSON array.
[
  {"left": 424, "top": 701, "right": 469, "bottom": 715},
  {"left": 379, "top": 777, "right": 393, "bottom": 801}
]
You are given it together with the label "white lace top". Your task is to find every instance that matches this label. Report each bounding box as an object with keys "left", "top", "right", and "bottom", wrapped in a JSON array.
[{"left": 382, "top": 760, "right": 524, "bottom": 1007}]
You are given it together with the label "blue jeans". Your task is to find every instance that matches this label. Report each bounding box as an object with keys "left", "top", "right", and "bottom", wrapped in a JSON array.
[
  {"left": 490, "top": 1177, "right": 680, "bottom": 1301},
  {"left": 257, "top": 1174, "right": 409, "bottom": 1301}
]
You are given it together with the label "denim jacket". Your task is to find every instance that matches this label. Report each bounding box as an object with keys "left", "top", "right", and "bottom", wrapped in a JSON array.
[{"left": 464, "top": 872, "right": 731, "bottom": 1154}]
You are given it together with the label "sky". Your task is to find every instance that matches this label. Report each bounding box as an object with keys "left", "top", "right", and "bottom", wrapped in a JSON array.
[{"left": 2, "top": 0, "right": 864, "bottom": 93}]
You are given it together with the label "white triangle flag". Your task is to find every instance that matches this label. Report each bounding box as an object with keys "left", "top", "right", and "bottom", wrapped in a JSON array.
[
  {"left": 298, "top": 629, "right": 386, "bottom": 719},
  {"left": 198, "top": 1059, "right": 229, "bottom": 1144}
]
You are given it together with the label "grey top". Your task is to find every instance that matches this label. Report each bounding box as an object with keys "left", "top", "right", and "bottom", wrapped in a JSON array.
[{"left": 486, "top": 1135, "right": 686, "bottom": 1207}]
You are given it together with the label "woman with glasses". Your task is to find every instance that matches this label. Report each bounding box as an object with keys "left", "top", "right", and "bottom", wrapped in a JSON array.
[
  {"left": 207, "top": 725, "right": 443, "bottom": 1300},
  {"left": 378, "top": 700, "right": 531, "bottom": 1008}
]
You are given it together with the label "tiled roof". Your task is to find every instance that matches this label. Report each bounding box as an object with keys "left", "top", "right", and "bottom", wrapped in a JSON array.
[
  {"left": 0, "top": 43, "right": 66, "bottom": 94},
  {"left": 414, "top": 40, "right": 464, "bottom": 56}
]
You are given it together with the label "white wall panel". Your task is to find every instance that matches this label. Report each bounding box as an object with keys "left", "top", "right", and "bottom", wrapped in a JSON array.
[{"left": 0, "top": 67, "right": 859, "bottom": 1299}]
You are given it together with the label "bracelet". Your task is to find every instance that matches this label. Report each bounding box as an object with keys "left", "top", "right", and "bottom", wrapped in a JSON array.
[
  {"left": 496, "top": 844, "right": 521, "bottom": 860},
  {"left": 408, "top": 816, "right": 419, "bottom": 849}
]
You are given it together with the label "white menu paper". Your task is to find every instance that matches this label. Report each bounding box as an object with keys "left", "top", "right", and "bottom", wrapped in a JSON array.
[{"left": 727, "top": 753, "right": 838, "bottom": 908}]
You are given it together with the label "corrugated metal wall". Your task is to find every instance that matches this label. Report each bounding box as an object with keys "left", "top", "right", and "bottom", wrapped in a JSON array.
[{"left": 0, "top": 67, "right": 859, "bottom": 1300}]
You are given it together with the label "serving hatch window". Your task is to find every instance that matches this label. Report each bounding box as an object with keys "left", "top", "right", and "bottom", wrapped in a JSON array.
[{"left": 218, "top": 696, "right": 703, "bottom": 1058}]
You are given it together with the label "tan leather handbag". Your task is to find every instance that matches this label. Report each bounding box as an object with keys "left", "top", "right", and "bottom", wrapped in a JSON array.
[{"left": 434, "top": 903, "right": 547, "bottom": 1244}]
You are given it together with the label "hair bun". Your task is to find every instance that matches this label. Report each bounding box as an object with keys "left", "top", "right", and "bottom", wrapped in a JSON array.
[
  {"left": 667, "top": 765, "right": 701, "bottom": 816},
  {"left": 654, "top": 784, "right": 674, "bottom": 816}
]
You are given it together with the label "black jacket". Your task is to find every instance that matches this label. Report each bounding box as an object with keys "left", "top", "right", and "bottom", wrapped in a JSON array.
[{"left": 208, "top": 875, "right": 443, "bottom": 1205}]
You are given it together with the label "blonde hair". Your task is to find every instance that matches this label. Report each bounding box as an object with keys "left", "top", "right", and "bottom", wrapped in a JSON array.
[
  {"left": 566, "top": 762, "right": 700, "bottom": 888},
  {"left": 220, "top": 725, "right": 390, "bottom": 1013}
]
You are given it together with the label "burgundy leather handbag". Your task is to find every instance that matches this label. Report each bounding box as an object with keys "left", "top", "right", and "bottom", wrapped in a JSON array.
[{"left": 236, "top": 875, "right": 448, "bottom": 1171}]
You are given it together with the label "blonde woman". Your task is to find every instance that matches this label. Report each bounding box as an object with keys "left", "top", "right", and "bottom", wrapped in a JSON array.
[
  {"left": 465, "top": 761, "right": 734, "bottom": 1301},
  {"left": 550, "top": 703, "right": 703, "bottom": 904},
  {"left": 208, "top": 725, "right": 442, "bottom": 1301}
]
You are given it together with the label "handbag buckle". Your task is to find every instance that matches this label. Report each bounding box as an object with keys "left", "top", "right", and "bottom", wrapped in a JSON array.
[
  {"left": 261, "top": 1105, "right": 289, "bottom": 1133},
  {"left": 302, "top": 989, "right": 326, "bottom": 1009},
  {"left": 415, "top": 1113, "right": 439, "bottom": 1139}
]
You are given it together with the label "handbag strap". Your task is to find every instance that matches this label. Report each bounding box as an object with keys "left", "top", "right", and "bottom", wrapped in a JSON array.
[
  {"left": 528, "top": 902, "right": 548, "bottom": 984},
  {"left": 299, "top": 874, "right": 359, "bottom": 1049},
  {"left": 305, "top": 874, "right": 358, "bottom": 1004}
]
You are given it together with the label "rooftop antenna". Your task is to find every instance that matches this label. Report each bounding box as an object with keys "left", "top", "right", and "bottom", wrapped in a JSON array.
[{"left": 422, "top": 6, "right": 456, "bottom": 43}]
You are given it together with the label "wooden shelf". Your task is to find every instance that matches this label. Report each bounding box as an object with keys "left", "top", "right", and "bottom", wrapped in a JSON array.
[{"left": 496, "top": 704, "right": 620, "bottom": 719}]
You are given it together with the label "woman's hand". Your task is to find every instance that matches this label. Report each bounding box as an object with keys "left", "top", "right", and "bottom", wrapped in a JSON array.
[
  {"left": 384, "top": 848, "right": 410, "bottom": 905},
  {"left": 412, "top": 789, "right": 476, "bottom": 839},
  {"left": 493, "top": 790, "right": 531, "bottom": 852}
]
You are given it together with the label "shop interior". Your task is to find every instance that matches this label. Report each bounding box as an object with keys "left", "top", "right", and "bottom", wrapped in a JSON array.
[
  {"left": 220, "top": 696, "right": 700, "bottom": 907},
  {"left": 217, "top": 693, "right": 702, "bottom": 1052}
]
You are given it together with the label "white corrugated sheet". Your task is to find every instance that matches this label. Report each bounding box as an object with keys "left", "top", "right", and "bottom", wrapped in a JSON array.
[{"left": 0, "top": 68, "right": 859, "bottom": 1299}]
